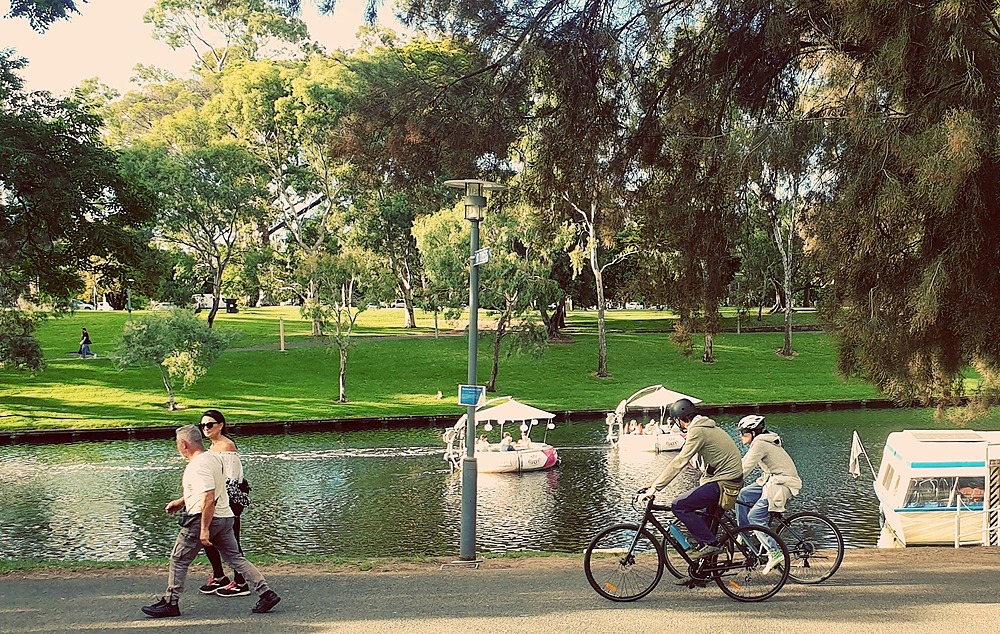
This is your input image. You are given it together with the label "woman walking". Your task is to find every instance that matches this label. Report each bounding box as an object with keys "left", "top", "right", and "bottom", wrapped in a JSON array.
[
  {"left": 197, "top": 409, "right": 251, "bottom": 597},
  {"left": 79, "top": 328, "right": 92, "bottom": 359}
]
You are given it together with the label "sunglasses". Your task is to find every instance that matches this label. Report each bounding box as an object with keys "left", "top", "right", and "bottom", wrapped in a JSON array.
[{"left": 199, "top": 421, "right": 222, "bottom": 430}]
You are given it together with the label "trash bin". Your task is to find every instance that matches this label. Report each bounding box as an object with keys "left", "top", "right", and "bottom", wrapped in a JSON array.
[{"left": 225, "top": 298, "right": 238, "bottom": 314}]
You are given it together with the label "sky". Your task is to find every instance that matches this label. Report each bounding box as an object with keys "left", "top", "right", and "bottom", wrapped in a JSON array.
[{"left": 0, "top": 0, "right": 403, "bottom": 95}]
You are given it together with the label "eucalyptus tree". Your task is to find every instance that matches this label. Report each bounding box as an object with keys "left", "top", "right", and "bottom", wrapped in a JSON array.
[
  {"left": 401, "top": 0, "right": 677, "bottom": 376},
  {"left": 206, "top": 57, "right": 350, "bottom": 333},
  {"left": 122, "top": 141, "right": 270, "bottom": 326},
  {"left": 739, "top": 119, "right": 824, "bottom": 357},
  {"left": 103, "top": 77, "right": 216, "bottom": 147},
  {"left": 144, "top": 0, "right": 312, "bottom": 76}
]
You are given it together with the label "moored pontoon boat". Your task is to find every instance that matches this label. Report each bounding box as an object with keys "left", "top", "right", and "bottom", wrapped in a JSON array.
[{"left": 873, "top": 429, "right": 1000, "bottom": 547}]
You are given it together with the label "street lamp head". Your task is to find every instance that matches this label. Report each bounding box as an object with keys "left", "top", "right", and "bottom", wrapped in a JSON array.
[{"left": 444, "top": 179, "right": 506, "bottom": 221}]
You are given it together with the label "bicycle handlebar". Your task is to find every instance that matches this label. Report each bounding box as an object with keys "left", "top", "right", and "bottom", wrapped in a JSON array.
[{"left": 631, "top": 489, "right": 672, "bottom": 513}]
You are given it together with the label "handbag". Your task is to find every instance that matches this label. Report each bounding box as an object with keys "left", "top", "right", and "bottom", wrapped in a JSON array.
[{"left": 226, "top": 477, "right": 252, "bottom": 509}]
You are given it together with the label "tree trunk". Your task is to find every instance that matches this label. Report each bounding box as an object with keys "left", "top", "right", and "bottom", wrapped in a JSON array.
[
  {"left": 486, "top": 311, "right": 510, "bottom": 392},
  {"left": 590, "top": 211, "right": 609, "bottom": 377},
  {"left": 338, "top": 346, "right": 348, "bottom": 403},
  {"left": 775, "top": 207, "right": 795, "bottom": 357},
  {"left": 159, "top": 365, "right": 176, "bottom": 410},
  {"left": 308, "top": 279, "right": 323, "bottom": 336}
]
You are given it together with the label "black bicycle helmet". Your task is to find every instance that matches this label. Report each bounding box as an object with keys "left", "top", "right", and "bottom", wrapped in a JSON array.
[{"left": 668, "top": 398, "right": 698, "bottom": 422}]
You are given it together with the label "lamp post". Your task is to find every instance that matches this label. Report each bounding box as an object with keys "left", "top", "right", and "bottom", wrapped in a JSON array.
[
  {"left": 126, "top": 278, "right": 134, "bottom": 321},
  {"left": 444, "top": 178, "right": 505, "bottom": 561}
]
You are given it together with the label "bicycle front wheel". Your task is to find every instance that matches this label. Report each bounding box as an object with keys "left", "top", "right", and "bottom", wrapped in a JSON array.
[
  {"left": 584, "top": 523, "right": 664, "bottom": 602},
  {"left": 713, "top": 525, "right": 789, "bottom": 602},
  {"left": 776, "top": 511, "right": 845, "bottom": 584}
]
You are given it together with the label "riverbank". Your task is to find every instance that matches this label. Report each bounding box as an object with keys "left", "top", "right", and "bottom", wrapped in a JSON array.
[
  {"left": 0, "top": 397, "right": 902, "bottom": 445},
  {"left": 2, "top": 548, "right": 998, "bottom": 633}
]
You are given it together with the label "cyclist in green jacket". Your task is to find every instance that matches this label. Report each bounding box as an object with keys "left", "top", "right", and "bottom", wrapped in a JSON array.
[{"left": 644, "top": 399, "right": 743, "bottom": 565}]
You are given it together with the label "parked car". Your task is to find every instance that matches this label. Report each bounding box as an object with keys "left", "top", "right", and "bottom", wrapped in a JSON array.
[
  {"left": 70, "top": 300, "right": 95, "bottom": 310},
  {"left": 151, "top": 301, "right": 177, "bottom": 311},
  {"left": 624, "top": 302, "right": 645, "bottom": 310},
  {"left": 96, "top": 301, "right": 115, "bottom": 311}
]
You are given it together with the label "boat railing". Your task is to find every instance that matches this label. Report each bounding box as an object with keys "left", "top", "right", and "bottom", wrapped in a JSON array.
[{"left": 953, "top": 494, "right": 994, "bottom": 548}]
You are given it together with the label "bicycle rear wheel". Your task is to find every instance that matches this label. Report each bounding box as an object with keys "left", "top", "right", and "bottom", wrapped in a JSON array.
[
  {"left": 775, "top": 511, "right": 844, "bottom": 584},
  {"left": 712, "top": 525, "right": 789, "bottom": 602},
  {"left": 584, "top": 523, "right": 664, "bottom": 602}
]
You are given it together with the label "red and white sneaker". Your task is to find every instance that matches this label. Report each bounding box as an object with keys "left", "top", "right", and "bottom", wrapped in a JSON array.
[{"left": 198, "top": 576, "right": 230, "bottom": 594}]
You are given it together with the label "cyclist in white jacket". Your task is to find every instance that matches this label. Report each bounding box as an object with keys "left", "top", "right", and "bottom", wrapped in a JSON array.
[{"left": 736, "top": 415, "right": 802, "bottom": 573}]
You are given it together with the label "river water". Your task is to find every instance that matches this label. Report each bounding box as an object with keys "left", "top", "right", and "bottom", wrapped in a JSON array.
[{"left": 2, "top": 408, "right": 998, "bottom": 561}]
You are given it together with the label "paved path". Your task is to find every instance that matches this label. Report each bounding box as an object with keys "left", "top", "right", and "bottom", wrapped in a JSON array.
[{"left": 1, "top": 548, "right": 999, "bottom": 634}]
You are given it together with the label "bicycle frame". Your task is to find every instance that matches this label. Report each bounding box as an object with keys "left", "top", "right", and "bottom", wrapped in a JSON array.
[{"left": 635, "top": 498, "right": 762, "bottom": 581}]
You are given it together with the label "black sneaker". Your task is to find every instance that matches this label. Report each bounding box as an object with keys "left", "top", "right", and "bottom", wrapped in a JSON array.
[
  {"left": 141, "top": 597, "right": 180, "bottom": 618},
  {"left": 216, "top": 580, "right": 251, "bottom": 597},
  {"left": 251, "top": 590, "right": 281, "bottom": 614},
  {"left": 199, "top": 575, "right": 231, "bottom": 594}
]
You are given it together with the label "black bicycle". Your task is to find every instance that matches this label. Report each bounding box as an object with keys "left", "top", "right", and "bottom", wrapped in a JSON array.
[
  {"left": 766, "top": 508, "right": 844, "bottom": 583},
  {"left": 583, "top": 491, "right": 790, "bottom": 603},
  {"left": 665, "top": 502, "right": 845, "bottom": 584}
]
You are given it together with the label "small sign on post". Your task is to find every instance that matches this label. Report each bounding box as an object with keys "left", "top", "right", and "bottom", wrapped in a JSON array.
[
  {"left": 458, "top": 384, "right": 486, "bottom": 407},
  {"left": 472, "top": 248, "right": 490, "bottom": 267}
]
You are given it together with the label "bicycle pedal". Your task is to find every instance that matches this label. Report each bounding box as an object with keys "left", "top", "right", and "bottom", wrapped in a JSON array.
[{"left": 685, "top": 579, "right": 709, "bottom": 589}]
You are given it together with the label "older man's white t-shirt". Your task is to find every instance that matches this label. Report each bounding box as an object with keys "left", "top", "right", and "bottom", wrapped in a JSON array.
[{"left": 181, "top": 451, "right": 233, "bottom": 518}]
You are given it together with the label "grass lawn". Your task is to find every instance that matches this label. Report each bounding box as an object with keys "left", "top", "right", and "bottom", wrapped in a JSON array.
[{"left": 0, "top": 306, "right": 883, "bottom": 431}]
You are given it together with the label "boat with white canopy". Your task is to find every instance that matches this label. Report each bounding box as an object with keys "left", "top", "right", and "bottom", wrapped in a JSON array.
[
  {"left": 606, "top": 385, "right": 701, "bottom": 452},
  {"left": 868, "top": 429, "right": 1000, "bottom": 547},
  {"left": 443, "top": 396, "right": 559, "bottom": 473}
]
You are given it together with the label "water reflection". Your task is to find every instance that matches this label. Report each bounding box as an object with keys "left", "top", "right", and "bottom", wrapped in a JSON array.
[{"left": 2, "top": 408, "right": 999, "bottom": 561}]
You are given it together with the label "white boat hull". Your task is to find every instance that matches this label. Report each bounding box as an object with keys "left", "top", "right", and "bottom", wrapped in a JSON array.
[
  {"left": 614, "top": 432, "right": 685, "bottom": 452},
  {"left": 880, "top": 502, "right": 987, "bottom": 546},
  {"left": 474, "top": 445, "right": 559, "bottom": 473}
]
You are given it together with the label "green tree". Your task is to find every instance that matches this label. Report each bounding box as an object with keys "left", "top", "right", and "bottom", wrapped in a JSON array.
[
  {"left": 0, "top": 51, "right": 154, "bottom": 368},
  {"left": 144, "top": 0, "right": 311, "bottom": 75},
  {"left": 340, "top": 37, "right": 525, "bottom": 328},
  {"left": 115, "top": 309, "right": 229, "bottom": 410},
  {"left": 414, "top": 201, "right": 564, "bottom": 393},
  {"left": 4, "top": 0, "right": 83, "bottom": 31},
  {"left": 121, "top": 141, "right": 270, "bottom": 326},
  {"left": 0, "top": 310, "right": 43, "bottom": 370},
  {"left": 300, "top": 248, "right": 391, "bottom": 402}
]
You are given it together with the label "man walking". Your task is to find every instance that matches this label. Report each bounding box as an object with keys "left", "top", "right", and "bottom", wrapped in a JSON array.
[{"left": 141, "top": 425, "right": 281, "bottom": 618}]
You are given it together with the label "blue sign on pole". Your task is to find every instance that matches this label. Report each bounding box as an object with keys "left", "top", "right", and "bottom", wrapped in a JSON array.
[{"left": 458, "top": 384, "right": 486, "bottom": 407}]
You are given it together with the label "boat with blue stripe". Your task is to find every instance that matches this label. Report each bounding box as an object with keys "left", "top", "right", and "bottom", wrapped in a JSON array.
[{"left": 873, "top": 429, "right": 1000, "bottom": 547}]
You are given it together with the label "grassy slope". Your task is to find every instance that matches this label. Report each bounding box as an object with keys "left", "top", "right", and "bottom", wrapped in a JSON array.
[{"left": 0, "top": 307, "right": 876, "bottom": 430}]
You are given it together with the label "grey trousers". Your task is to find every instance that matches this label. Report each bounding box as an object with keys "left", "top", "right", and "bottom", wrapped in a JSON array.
[{"left": 166, "top": 516, "right": 271, "bottom": 603}]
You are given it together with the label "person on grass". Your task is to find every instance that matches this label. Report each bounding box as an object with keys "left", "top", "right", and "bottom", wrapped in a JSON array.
[
  {"left": 141, "top": 424, "right": 280, "bottom": 618},
  {"left": 196, "top": 409, "right": 251, "bottom": 598},
  {"left": 736, "top": 415, "right": 802, "bottom": 575},
  {"left": 644, "top": 398, "right": 743, "bottom": 585}
]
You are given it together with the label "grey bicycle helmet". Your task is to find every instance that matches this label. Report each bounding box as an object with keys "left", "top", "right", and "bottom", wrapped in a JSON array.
[
  {"left": 668, "top": 398, "right": 698, "bottom": 422},
  {"left": 737, "top": 415, "right": 766, "bottom": 434}
]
